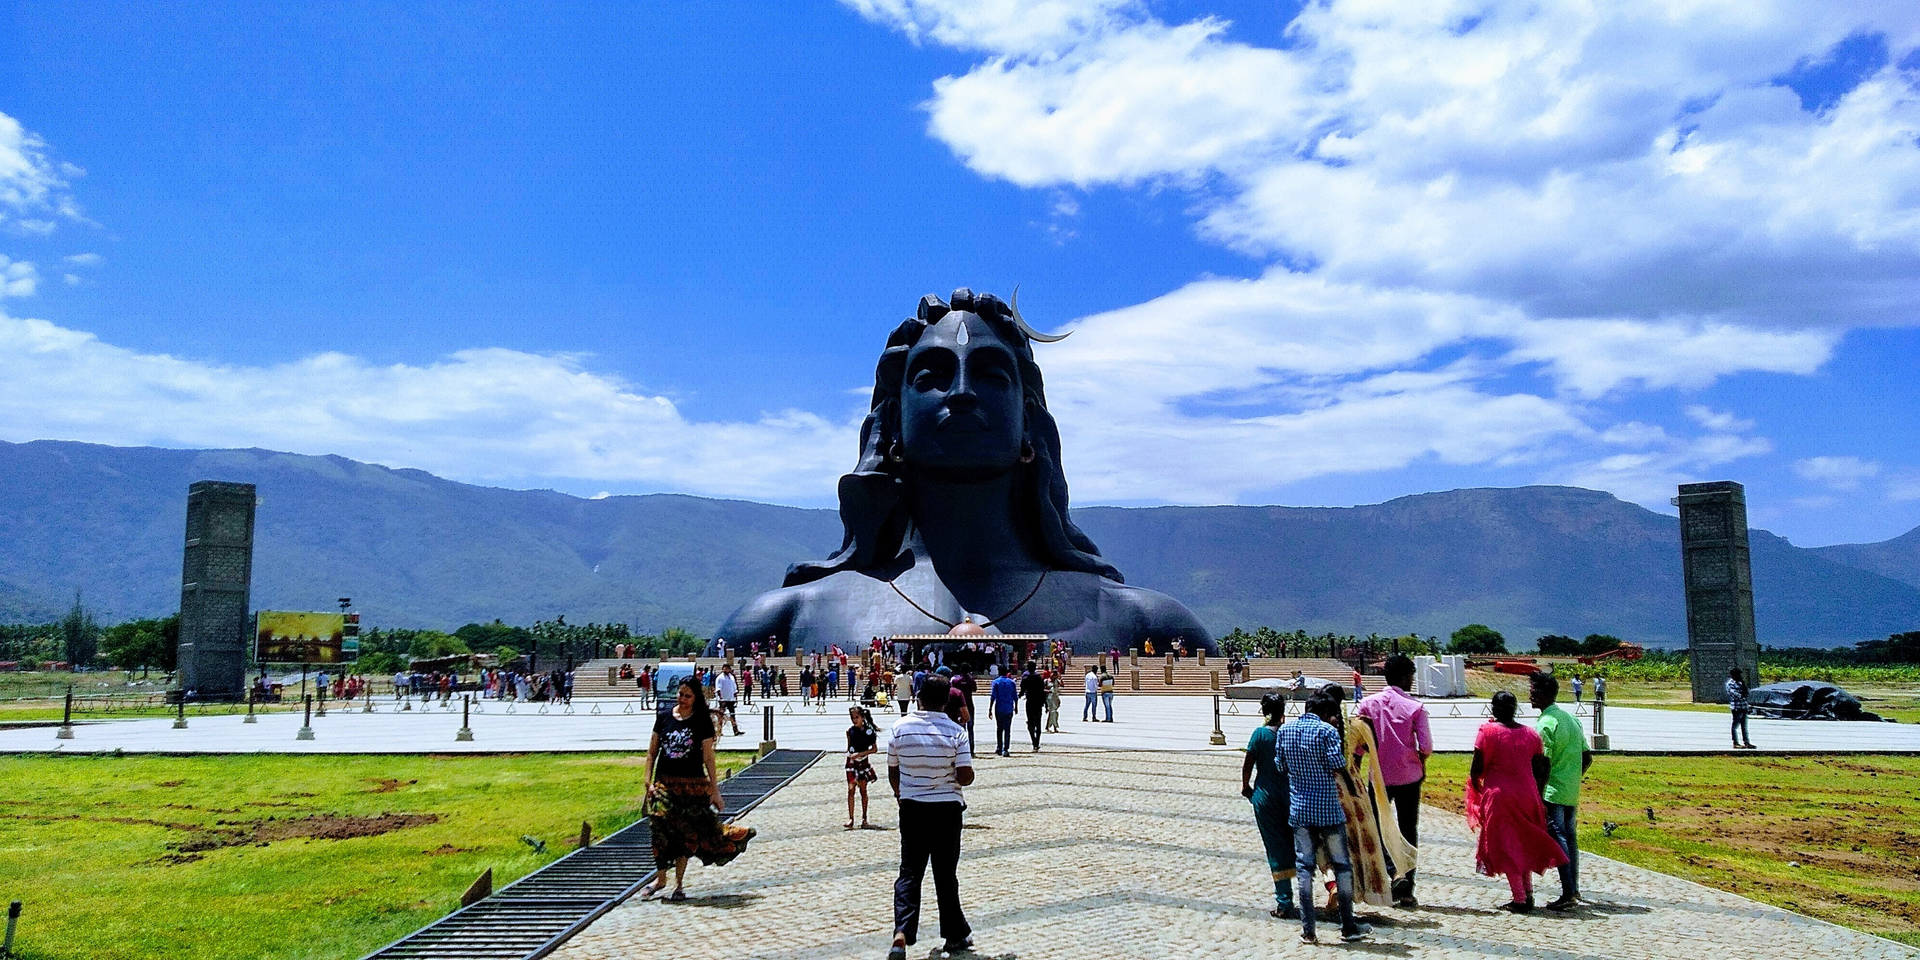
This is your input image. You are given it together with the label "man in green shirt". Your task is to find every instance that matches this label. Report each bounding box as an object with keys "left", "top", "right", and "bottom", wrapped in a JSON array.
[{"left": 1531, "top": 672, "right": 1592, "bottom": 910}]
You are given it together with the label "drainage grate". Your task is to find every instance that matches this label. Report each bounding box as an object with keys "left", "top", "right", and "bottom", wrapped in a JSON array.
[{"left": 360, "top": 749, "right": 822, "bottom": 960}]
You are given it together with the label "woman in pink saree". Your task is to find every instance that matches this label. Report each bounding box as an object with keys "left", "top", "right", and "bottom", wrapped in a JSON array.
[{"left": 1465, "top": 691, "right": 1567, "bottom": 912}]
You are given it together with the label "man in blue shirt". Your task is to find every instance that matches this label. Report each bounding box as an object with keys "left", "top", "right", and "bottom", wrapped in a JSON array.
[
  {"left": 989, "top": 669, "right": 1019, "bottom": 757},
  {"left": 1276, "top": 693, "right": 1370, "bottom": 944}
]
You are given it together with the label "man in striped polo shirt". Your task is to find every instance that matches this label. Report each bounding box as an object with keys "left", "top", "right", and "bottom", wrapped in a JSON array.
[{"left": 887, "top": 675, "right": 975, "bottom": 960}]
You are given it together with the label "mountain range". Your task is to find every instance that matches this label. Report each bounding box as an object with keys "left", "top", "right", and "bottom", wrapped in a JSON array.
[{"left": 4, "top": 439, "right": 1918, "bottom": 648}]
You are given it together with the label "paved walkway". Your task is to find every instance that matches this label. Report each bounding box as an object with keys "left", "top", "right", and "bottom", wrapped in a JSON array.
[
  {"left": 550, "top": 749, "right": 1917, "bottom": 960},
  {"left": 8, "top": 694, "right": 1919, "bottom": 754}
]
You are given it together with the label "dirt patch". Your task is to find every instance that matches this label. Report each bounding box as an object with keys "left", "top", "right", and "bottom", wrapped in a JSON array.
[
  {"left": 423, "top": 843, "right": 475, "bottom": 856},
  {"left": 156, "top": 780, "right": 185, "bottom": 788},
  {"left": 172, "top": 812, "right": 440, "bottom": 853},
  {"left": 146, "top": 852, "right": 205, "bottom": 867},
  {"left": 368, "top": 778, "right": 417, "bottom": 793}
]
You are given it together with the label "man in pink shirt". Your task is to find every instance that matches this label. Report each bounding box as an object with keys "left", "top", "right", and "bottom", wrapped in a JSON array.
[{"left": 1355, "top": 654, "right": 1431, "bottom": 907}]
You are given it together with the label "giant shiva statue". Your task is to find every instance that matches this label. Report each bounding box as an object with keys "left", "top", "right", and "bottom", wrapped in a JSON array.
[{"left": 714, "top": 288, "right": 1213, "bottom": 655}]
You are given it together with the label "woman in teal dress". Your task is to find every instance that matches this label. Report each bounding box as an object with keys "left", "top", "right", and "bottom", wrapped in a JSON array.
[{"left": 1241, "top": 692, "right": 1297, "bottom": 918}]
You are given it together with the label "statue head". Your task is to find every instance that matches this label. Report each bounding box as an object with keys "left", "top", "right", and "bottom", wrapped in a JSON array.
[{"left": 785, "top": 288, "right": 1121, "bottom": 585}]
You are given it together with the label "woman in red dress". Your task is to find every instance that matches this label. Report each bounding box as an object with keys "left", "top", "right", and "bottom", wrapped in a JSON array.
[{"left": 1465, "top": 691, "right": 1568, "bottom": 912}]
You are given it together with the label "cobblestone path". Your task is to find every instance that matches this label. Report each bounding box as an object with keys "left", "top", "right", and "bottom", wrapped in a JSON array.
[{"left": 552, "top": 749, "right": 1917, "bottom": 960}]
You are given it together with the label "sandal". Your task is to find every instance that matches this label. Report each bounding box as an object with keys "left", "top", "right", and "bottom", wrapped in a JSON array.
[{"left": 668, "top": 889, "right": 687, "bottom": 902}]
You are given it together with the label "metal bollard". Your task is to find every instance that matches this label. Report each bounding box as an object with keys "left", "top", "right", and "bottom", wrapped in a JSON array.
[
  {"left": 172, "top": 697, "right": 188, "bottom": 730},
  {"left": 243, "top": 691, "right": 257, "bottom": 724},
  {"left": 1591, "top": 695, "right": 1610, "bottom": 751},
  {"left": 5, "top": 899, "right": 21, "bottom": 957},
  {"left": 456, "top": 695, "right": 474, "bottom": 742},
  {"left": 296, "top": 695, "right": 315, "bottom": 741},
  {"left": 758, "top": 705, "right": 776, "bottom": 758},
  {"left": 1209, "top": 694, "right": 1227, "bottom": 745},
  {"left": 56, "top": 685, "right": 74, "bottom": 740}
]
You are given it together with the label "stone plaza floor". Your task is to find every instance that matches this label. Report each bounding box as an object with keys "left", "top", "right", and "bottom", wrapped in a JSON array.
[
  {"left": 548, "top": 748, "right": 1918, "bottom": 960},
  {"left": 8, "top": 693, "right": 1920, "bottom": 755}
]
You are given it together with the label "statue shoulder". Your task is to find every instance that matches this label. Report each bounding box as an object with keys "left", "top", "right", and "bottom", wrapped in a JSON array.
[
  {"left": 1098, "top": 579, "right": 1212, "bottom": 642},
  {"left": 714, "top": 583, "right": 811, "bottom": 641}
]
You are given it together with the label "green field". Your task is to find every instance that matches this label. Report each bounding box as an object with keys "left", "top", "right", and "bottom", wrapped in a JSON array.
[
  {"left": 1422, "top": 753, "right": 1920, "bottom": 946},
  {"left": 0, "top": 751, "right": 752, "bottom": 960}
]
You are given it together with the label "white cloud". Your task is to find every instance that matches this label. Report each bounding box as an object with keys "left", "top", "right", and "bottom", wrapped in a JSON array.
[
  {"left": 1888, "top": 472, "right": 1920, "bottom": 502},
  {"left": 1794, "top": 455, "right": 1882, "bottom": 490},
  {"left": 0, "top": 256, "right": 36, "bottom": 298},
  {"left": 0, "top": 112, "right": 84, "bottom": 234},
  {"left": 1554, "top": 413, "right": 1773, "bottom": 509},
  {"left": 63, "top": 252, "right": 101, "bottom": 267},
  {"left": 839, "top": 0, "right": 1139, "bottom": 56},
  {"left": 0, "top": 310, "right": 856, "bottom": 502},
  {"left": 1684, "top": 405, "right": 1756, "bottom": 433}
]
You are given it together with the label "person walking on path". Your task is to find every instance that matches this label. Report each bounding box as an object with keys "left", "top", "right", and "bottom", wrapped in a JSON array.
[
  {"left": 1531, "top": 672, "right": 1591, "bottom": 910},
  {"left": 1571, "top": 675, "right": 1583, "bottom": 705},
  {"left": 1356, "top": 654, "right": 1432, "bottom": 907},
  {"left": 1099, "top": 666, "right": 1116, "bottom": 721},
  {"left": 1020, "top": 665, "right": 1048, "bottom": 751},
  {"left": 887, "top": 676, "right": 974, "bottom": 960},
  {"left": 989, "top": 668, "right": 1018, "bottom": 757},
  {"left": 1727, "top": 667, "right": 1756, "bottom": 749},
  {"left": 637, "top": 678, "right": 755, "bottom": 902},
  {"left": 1044, "top": 674, "right": 1061, "bottom": 733},
  {"left": 1593, "top": 675, "right": 1606, "bottom": 701},
  {"left": 846, "top": 706, "right": 879, "bottom": 829},
  {"left": 1466, "top": 690, "right": 1566, "bottom": 913},
  {"left": 1082, "top": 666, "right": 1099, "bottom": 721},
  {"left": 714, "top": 663, "right": 743, "bottom": 736},
  {"left": 1277, "top": 692, "right": 1369, "bottom": 944},
  {"left": 1241, "top": 692, "right": 1297, "bottom": 919},
  {"left": 953, "top": 671, "right": 979, "bottom": 756}
]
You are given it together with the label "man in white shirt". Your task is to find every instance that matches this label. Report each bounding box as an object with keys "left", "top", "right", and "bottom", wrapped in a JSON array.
[
  {"left": 714, "top": 663, "right": 742, "bottom": 736},
  {"left": 1082, "top": 666, "right": 1099, "bottom": 722},
  {"left": 887, "top": 676, "right": 975, "bottom": 959}
]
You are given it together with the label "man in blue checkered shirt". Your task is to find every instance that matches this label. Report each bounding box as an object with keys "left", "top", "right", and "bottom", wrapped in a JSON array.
[{"left": 1276, "top": 693, "right": 1369, "bottom": 944}]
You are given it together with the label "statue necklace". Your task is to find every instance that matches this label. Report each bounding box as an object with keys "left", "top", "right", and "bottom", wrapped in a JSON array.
[{"left": 888, "top": 569, "right": 1049, "bottom": 630}]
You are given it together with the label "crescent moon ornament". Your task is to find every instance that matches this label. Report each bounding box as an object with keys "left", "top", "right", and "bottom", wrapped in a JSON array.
[{"left": 1009, "top": 287, "right": 1071, "bottom": 343}]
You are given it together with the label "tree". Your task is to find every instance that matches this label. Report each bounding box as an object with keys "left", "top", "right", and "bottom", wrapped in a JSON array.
[
  {"left": 1535, "top": 634, "right": 1579, "bottom": 655},
  {"left": 101, "top": 618, "right": 171, "bottom": 673},
  {"left": 1580, "top": 633, "right": 1624, "bottom": 655},
  {"left": 356, "top": 651, "right": 404, "bottom": 675},
  {"left": 61, "top": 592, "right": 100, "bottom": 667},
  {"left": 1448, "top": 623, "right": 1507, "bottom": 655},
  {"left": 406, "top": 631, "right": 470, "bottom": 660},
  {"left": 1853, "top": 631, "right": 1920, "bottom": 663}
]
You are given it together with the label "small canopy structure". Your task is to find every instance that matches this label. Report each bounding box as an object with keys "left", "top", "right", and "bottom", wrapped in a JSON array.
[{"left": 1225, "top": 675, "right": 1336, "bottom": 700}]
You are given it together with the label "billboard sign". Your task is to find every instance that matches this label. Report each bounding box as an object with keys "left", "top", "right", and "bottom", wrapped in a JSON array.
[{"left": 256, "top": 611, "right": 349, "bottom": 664}]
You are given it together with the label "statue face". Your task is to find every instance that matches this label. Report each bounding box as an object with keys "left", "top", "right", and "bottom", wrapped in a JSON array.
[{"left": 899, "top": 311, "right": 1024, "bottom": 479}]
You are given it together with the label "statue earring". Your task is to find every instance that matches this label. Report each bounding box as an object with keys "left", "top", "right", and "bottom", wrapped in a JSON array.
[
  {"left": 888, "top": 441, "right": 905, "bottom": 463},
  {"left": 1019, "top": 441, "right": 1036, "bottom": 464}
]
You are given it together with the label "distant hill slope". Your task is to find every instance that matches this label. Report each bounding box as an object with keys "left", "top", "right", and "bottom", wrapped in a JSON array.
[
  {"left": 3, "top": 440, "right": 1917, "bottom": 647},
  {"left": 1813, "top": 527, "right": 1920, "bottom": 592}
]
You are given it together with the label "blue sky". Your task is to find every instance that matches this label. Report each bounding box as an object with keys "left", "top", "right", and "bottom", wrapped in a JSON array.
[{"left": 1, "top": 1, "right": 1917, "bottom": 547}]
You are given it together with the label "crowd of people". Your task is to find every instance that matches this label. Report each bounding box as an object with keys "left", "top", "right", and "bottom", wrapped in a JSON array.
[{"left": 624, "top": 645, "right": 1610, "bottom": 955}]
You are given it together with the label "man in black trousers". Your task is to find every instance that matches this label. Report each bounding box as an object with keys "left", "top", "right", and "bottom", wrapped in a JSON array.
[
  {"left": 887, "top": 676, "right": 975, "bottom": 959},
  {"left": 1020, "top": 664, "right": 1048, "bottom": 752}
]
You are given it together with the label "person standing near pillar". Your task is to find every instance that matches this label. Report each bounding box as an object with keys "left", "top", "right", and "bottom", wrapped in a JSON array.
[
  {"left": 887, "top": 676, "right": 974, "bottom": 960},
  {"left": 1356, "top": 654, "right": 1431, "bottom": 907},
  {"left": 1530, "top": 672, "right": 1592, "bottom": 911}
]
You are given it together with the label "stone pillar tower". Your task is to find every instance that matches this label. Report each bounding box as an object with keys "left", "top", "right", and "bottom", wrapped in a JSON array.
[
  {"left": 1675, "top": 481, "right": 1759, "bottom": 703},
  {"left": 176, "top": 481, "right": 256, "bottom": 699}
]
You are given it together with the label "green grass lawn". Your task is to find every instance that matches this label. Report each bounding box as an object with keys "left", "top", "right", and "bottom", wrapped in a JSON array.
[
  {"left": 0, "top": 751, "right": 753, "bottom": 960},
  {"left": 1422, "top": 753, "right": 1920, "bottom": 946},
  {"left": 1464, "top": 671, "right": 1920, "bottom": 723}
]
